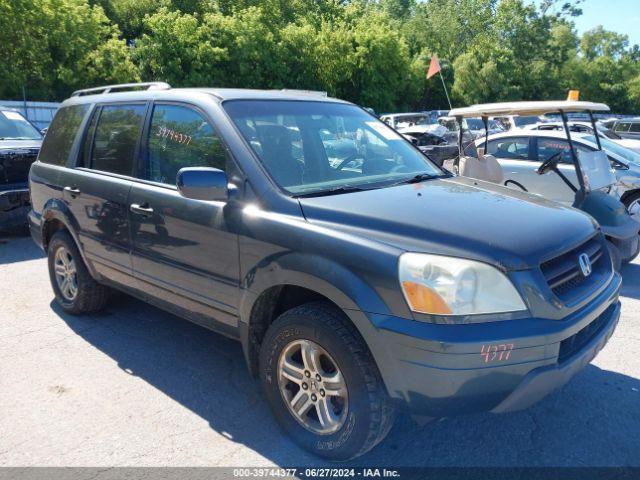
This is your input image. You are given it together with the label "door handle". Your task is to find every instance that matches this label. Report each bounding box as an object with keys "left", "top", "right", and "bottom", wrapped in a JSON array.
[
  {"left": 130, "top": 203, "right": 154, "bottom": 216},
  {"left": 63, "top": 186, "right": 81, "bottom": 197}
]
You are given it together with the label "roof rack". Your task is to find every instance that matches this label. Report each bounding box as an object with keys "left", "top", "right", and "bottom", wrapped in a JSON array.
[
  {"left": 71, "top": 82, "right": 171, "bottom": 97},
  {"left": 279, "top": 89, "right": 328, "bottom": 97}
]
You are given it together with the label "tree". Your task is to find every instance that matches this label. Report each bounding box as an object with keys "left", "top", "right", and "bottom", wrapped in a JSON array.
[{"left": 0, "top": 0, "right": 139, "bottom": 100}]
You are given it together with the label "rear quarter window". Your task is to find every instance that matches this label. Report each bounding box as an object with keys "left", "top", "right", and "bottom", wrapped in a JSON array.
[{"left": 38, "top": 104, "right": 90, "bottom": 166}]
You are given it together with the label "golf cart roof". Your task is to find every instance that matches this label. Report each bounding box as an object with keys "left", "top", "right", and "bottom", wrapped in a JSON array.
[{"left": 449, "top": 101, "right": 610, "bottom": 118}]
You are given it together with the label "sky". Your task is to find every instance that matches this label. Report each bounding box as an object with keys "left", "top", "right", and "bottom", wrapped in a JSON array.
[
  {"left": 572, "top": 0, "right": 640, "bottom": 45},
  {"left": 536, "top": 0, "right": 640, "bottom": 46}
]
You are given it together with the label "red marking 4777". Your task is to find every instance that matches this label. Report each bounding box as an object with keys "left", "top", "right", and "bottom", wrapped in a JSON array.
[{"left": 481, "top": 343, "right": 514, "bottom": 363}]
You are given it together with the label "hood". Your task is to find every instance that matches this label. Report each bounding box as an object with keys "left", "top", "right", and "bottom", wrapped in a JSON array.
[
  {"left": 298, "top": 176, "right": 597, "bottom": 270},
  {"left": 0, "top": 139, "right": 42, "bottom": 186},
  {"left": 0, "top": 139, "right": 42, "bottom": 151}
]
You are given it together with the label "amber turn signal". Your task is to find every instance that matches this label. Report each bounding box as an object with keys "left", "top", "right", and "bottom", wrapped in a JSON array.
[{"left": 401, "top": 281, "right": 452, "bottom": 315}]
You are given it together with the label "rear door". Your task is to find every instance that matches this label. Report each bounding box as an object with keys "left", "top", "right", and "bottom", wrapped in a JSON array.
[
  {"left": 128, "top": 102, "right": 240, "bottom": 327},
  {"left": 66, "top": 102, "right": 147, "bottom": 287}
]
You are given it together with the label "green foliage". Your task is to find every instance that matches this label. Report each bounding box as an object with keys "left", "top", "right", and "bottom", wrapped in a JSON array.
[
  {"left": 3, "top": 0, "right": 640, "bottom": 113},
  {"left": 0, "top": 0, "right": 139, "bottom": 100}
]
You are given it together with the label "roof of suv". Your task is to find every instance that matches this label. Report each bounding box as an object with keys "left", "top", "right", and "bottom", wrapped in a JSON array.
[{"left": 62, "top": 86, "right": 349, "bottom": 106}]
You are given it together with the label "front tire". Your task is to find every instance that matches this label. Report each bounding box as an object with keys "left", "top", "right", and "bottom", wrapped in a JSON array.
[
  {"left": 259, "top": 302, "right": 395, "bottom": 460},
  {"left": 47, "top": 230, "right": 110, "bottom": 314}
]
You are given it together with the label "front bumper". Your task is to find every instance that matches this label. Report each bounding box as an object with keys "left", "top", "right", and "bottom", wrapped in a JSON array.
[
  {"left": 365, "top": 272, "right": 621, "bottom": 417},
  {"left": 0, "top": 185, "right": 30, "bottom": 211},
  {"left": 0, "top": 186, "right": 30, "bottom": 229}
]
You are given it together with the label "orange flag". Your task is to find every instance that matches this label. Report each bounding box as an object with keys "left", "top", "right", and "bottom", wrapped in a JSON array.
[{"left": 426, "top": 55, "right": 441, "bottom": 79}]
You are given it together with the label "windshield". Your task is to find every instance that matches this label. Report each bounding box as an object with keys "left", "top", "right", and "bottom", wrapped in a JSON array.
[
  {"left": 463, "top": 118, "right": 484, "bottom": 130},
  {"left": 224, "top": 100, "right": 443, "bottom": 196},
  {"left": 513, "top": 116, "right": 540, "bottom": 127},
  {"left": 0, "top": 110, "right": 42, "bottom": 140},
  {"left": 597, "top": 125, "right": 621, "bottom": 139},
  {"left": 583, "top": 134, "right": 640, "bottom": 164}
]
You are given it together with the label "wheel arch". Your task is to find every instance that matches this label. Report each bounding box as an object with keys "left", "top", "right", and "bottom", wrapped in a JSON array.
[
  {"left": 40, "top": 200, "right": 98, "bottom": 279},
  {"left": 620, "top": 188, "right": 640, "bottom": 206},
  {"left": 238, "top": 252, "right": 396, "bottom": 379}
]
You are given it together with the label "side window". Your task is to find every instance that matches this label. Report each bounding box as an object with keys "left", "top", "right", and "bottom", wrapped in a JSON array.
[
  {"left": 615, "top": 122, "right": 630, "bottom": 133},
  {"left": 630, "top": 123, "right": 640, "bottom": 133},
  {"left": 39, "top": 104, "right": 90, "bottom": 166},
  {"left": 537, "top": 138, "right": 591, "bottom": 163},
  {"left": 146, "top": 104, "right": 226, "bottom": 185},
  {"left": 487, "top": 137, "right": 529, "bottom": 160},
  {"left": 90, "top": 104, "right": 145, "bottom": 176}
]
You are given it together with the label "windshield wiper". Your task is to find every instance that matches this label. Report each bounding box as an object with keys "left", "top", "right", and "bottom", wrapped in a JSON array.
[
  {"left": 389, "top": 172, "right": 440, "bottom": 187},
  {"left": 294, "top": 185, "right": 366, "bottom": 198}
]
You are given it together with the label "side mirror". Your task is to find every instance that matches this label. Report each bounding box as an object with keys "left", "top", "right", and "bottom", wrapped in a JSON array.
[{"left": 177, "top": 167, "right": 229, "bottom": 201}]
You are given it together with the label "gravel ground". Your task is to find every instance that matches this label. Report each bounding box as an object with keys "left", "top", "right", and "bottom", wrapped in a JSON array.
[{"left": 1, "top": 233, "right": 639, "bottom": 467}]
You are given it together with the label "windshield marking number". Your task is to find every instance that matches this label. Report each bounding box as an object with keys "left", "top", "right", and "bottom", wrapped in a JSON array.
[{"left": 157, "top": 125, "right": 192, "bottom": 145}]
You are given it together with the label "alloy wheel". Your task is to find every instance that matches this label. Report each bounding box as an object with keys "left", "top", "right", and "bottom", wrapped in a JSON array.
[
  {"left": 277, "top": 339, "right": 348, "bottom": 435},
  {"left": 54, "top": 246, "right": 78, "bottom": 301}
]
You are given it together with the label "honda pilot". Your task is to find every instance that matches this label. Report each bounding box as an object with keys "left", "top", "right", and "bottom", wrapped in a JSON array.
[{"left": 28, "top": 83, "right": 621, "bottom": 460}]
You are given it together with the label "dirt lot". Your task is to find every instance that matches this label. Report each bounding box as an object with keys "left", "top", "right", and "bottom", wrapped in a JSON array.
[{"left": 1, "top": 233, "right": 639, "bottom": 467}]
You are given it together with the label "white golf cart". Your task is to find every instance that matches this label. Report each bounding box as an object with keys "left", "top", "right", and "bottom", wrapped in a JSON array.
[{"left": 446, "top": 101, "right": 640, "bottom": 268}]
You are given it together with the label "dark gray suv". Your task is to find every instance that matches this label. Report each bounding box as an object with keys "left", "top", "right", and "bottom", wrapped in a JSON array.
[{"left": 29, "top": 83, "right": 621, "bottom": 460}]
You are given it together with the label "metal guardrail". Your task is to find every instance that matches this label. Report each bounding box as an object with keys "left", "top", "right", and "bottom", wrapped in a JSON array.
[{"left": 0, "top": 100, "right": 60, "bottom": 130}]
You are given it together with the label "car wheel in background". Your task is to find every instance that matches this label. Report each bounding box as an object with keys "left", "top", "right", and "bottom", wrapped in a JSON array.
[{"left": 623, "top": 191, "right": 640, "bottom": 225}]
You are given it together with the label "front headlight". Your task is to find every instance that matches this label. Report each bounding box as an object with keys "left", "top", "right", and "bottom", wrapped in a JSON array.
[{"left": 399, "top": 253, "right": 526, "bottom": 316}]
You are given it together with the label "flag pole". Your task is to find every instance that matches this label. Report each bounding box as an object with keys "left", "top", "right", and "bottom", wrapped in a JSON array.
[{"left": 439, "top": 70, "right": 452, "bottom": 111}]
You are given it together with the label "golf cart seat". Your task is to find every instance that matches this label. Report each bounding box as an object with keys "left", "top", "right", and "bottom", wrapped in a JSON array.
[{"left": 458, "top": 153, "right": 503, "bottom": 184}]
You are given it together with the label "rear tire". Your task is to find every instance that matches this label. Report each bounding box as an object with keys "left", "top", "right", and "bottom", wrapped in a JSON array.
[
  {"left": 259, "top": 301, "right": 395, "bottom": 460},
  {"left": 47, "top": 230, "right": 110, "bottom": 314}
]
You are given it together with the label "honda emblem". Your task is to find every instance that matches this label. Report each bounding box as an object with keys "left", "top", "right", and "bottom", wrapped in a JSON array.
[{"left": 578, "top": 253, "right": 592, "bottom": 277}]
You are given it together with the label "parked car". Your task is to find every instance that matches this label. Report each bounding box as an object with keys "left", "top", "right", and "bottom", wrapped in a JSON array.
[
  {"left": 398, "top": 128, "right": 458, "bottom": 166},
  {"left": 398, "top": 127, "right": 448, "bottom": 147},
  {"left": 492, "top": 115, "right": 542, "bottom": 130},
  {"left": 438, "top": 116, "right": 504, "bottom": 141},
  {"left": 29, "top": 83, "right": 621, "bottom": 460},
  {"left": 600, "top": 118, "right": 619, "bottom": 130},
  {"left": 0, "top": 106, "right": 43, "bottom": 231},
  {"left": 525, "top": 121, "right": 640, "bottom": 153},
  {"left": 475, "top": 129, "right": 640, "bottom": 222},
  {"left": 380, "top": 112, "right": 438, "bottom": 131},
  {"left": 611, "top": 118, "right": 640, "bottom": 140}
]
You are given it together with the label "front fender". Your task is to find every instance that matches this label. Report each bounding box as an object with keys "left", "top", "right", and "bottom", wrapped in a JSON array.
[
  {"left": 241, "top": 251, "right": 391, "bottom": 317},
  {"left": 238, "top": 251, "right": 406, "bottom": 389}
]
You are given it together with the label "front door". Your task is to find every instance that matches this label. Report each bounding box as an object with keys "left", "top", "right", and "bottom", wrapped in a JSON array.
[{"left": 128, "top": 103, "right": 240, "bottom": 327}]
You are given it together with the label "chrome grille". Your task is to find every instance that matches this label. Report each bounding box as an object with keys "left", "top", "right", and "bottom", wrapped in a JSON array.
[{"left": 540, "top": 237, "right": 608, "bottom": 304}]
